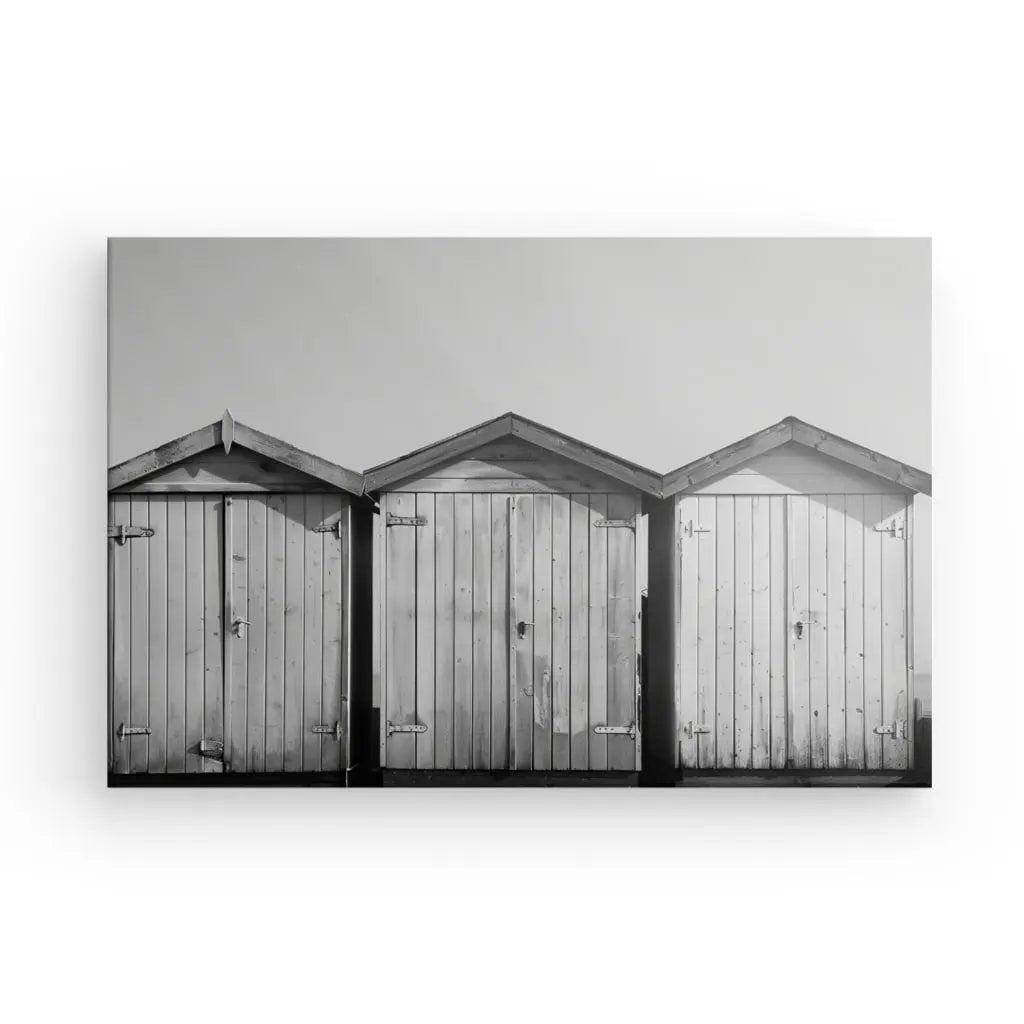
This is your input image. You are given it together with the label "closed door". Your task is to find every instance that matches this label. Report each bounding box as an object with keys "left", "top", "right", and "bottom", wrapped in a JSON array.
[
  {"left": 109, "top": 493, "right": 348, "bottom": 774},
  {"left": 381, "top": 492, "right": 643, "bottom": 771},
  {"left": 676, "top": 494, "right": 912, "bottom": 771}
]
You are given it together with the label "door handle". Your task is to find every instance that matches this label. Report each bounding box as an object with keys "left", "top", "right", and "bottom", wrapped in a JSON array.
[
  {"left": 517, "top": 620, "right": 533, "bottom": 639},
  {"left": 232, "top": 617, "right": 250, "bottom": 638},
  {"left": 794, "top": 620, "right": 809, "bottom": 639}
]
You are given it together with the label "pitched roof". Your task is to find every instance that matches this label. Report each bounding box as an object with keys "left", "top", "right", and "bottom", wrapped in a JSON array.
[
  {"left": 108, "top": 409, "right": 365, "bottom": 495},
  {"left": 660, "top": 416, "right": 932, "bottom": 497},
  {"left": 362, "top": 412, "right": 663, "bottom": 496}
]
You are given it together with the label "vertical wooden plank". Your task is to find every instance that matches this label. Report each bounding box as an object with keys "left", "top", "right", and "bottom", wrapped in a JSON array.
[
  {"left": 750, "top": 496, "right": 771, "bottom": 769},
  {"left": 696, "top": 495, "right": 717, "bottom": 770},
  {"left": 677, "top": 496, "right": 699, "bottom": 769},
  {"left": 386, "top": 493, "right": 418, "bottom": 769},
  {"left": 490, "top": 495, "right": 510, "bottom": 769},
  {"left": 129, "top": 497, "right": 150, "bottom": 772},
  {"left": 202, "top": 496, "right": 224, "bottom": 774},
  {"left": 768, "top": 496, "right": 787, "bottom": 769},
  {"left": 532, "top": 493, "right": 552, "bottom": 770},
  {"left": 281, "top": 494, "right": 305, "bottom": 771},
  {"left": 862, "top": 495, "right": 883, "bottom": 769},
  {"left": 110, "top": 497, "right": 132, "bottom": 775},
  {"left": 826, "top": 495, "right": 847, "bottom": 768},
  {"left": 321, "top": 495, "right": 344, "bottom": 772},
  {"left": 569, "top": 494, "right": 590, "bottom": 769},
  {"left": 788, "top": 495, "right": 810, "bottom": 768},
  {"left": 714, "top": 496, "right": 734, "bottom": 768},
  {"left": 340, "top": 503, "right": 352, "bottom": 772},
  {"left": 587, "top": 495, "right": 608, "bottom": 770},
  {"left": 434, "top": 493, "right": 456, "bottom": 769},
  {"left": 416, "top": 493, "right": 436, "bottom": 769},
  {"left": 453, "top": 493, "right": 474, "bottom": 770},
  {"left": 844, "top": 495, "right": 865, "bottom": 769},
  {"left": 373, "top": 501, "right": 386, "bottom": 768},
  {"left": 905, "top": 501, "right": 916, "bottom": 772},
  {"left": 165, "top": 496, "right": 186, "bottom": 773},
  {"left": 301, "top": 494, "right": 323, "bottom": 772},
  {"left": 606, "top": 493, "right": 636, "bottom": 772},
  {"left": 246, "top": 497, "right": 268, "bottom": 772},
  {"left": 550, "top": 494, "right": 571, "bottom": 770},
  {"left": 264, "top": 494, "right": 286, "bottom": 772},
  {"left": 184, "top": 497, "right": 206, "bottom": 773},
  {"left": 472, "top": 494, "right": 492, "bottom": 768},
  {"left": 513, "top": 495, "right": 535, "bottom": 769},
  {"left": 228, "top": 497, "right": 249, "bottom": 772},
  {"left": 147, "top": 498, "right": 168, "bottom": 773},
  {"left": 733, "top": 496, "right": 753, "bottom": 770},
  {"left": 881, "top": 495, "right": 909, "bottom": 770},
  {"left": 807, "top": 496, "right": 828, "bottom": 769}
]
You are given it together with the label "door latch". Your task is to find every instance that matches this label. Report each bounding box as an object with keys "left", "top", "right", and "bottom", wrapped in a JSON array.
[
  {"left": 108, "top": 524, "right": 155, "bottom": 545},
  {"left": 682, "top": 519, "right": 712, "bottom": 538},
  {"left": 594, "top": 723, "right": 637, "bottom": 738},
  {"left": 516, "top": 620, "right": 534, "bottom": 639},
  {"left": 199, "top": 738, "right": 224, "bottom": 760},
  {"left": 231, "top": 617, "right": 250, "bottom": 638},
  {"left": 387, "top": 722, "right": 428, "bottom": 736},
  {"left": 116, "top": 723, "right": 152, "bottom": 741},
  {"left": 312, "top": 722, "right": 344, "bottom": 742},
  {"left": 873, "top": 720, "right": 908, "bottom": 739},
  {"left": 682, "top": 721, "right": 712, "bottom": 739}
]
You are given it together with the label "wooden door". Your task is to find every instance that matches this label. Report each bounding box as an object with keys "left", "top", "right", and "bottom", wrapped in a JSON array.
[
  {"left": 381, "top": 491, "right": 642, "bottom": 772},
  {"left": 109, "top": 493, "right": 348, "bottom": 775},
  {"left": 676, "top": 494, "right": 912, "bottom": 771}
]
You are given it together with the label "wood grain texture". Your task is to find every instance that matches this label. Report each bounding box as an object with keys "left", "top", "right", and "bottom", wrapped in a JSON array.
[
  {"left": 264, "top": 494, "right": 286, "bottom": 772},
  {"left": 228, "top": 497, "right": 249, "bottom": 772},
  {"left": 532, "top": 493, "right": 553, "bottom": 770},
  {"left": 165, "top": 497, "right": 186, "bottom": 772},
  {"left": 606, "top": 494, "right": 637, "bottom": 771},
  {"left": 696, "top": 495, "right": 717, "bottom": 769},
  {"left": 513, "top": 495, "right": 534, "bottom": 770},
  {"left": 129, "top": 497, "right": 150, "bottom": 772},
  {"left": 472, "top": 494, "right": 492, "bottom": 768},
  {"left": 245, "top": 497, "right": 268, "bottom": 772},
  {"left": 302, "top": 494, "right": 324, "bottom": 771},
  {"left": 677, "top": 496, "right": 699, "bottom": 769},
  {"left": 569, "top": 494, "right": 590, "bottom": 769},
  {"left": 434, "top": 494, "right": 456, "bottom": 768},
  {"left": 386, "top": 493, "right": 418, "bottom": 769},
  {"left": 283, "top": 494, "right": 305, "bottom": 771},
  {"left": 826, "top": 495, "right": 847, "bottom": 768},
  {"left": 881, "top": 495, "right": 909, "bottom": 770},
  {"left": 807, "top": 496, "right": 828, "bottom": 769},
  {"left": 768, "top": 496, "right": 787, "bottom": 769},
  {"left": 147, "top": 498, "right": 168, "bottom": 773},
  {"left": 714, "top": 496, "right": 734, "bottom": 768},
  {"left": 110, "top": 498, "right": 131, "bottom": 774},
  {"left": 750, "top": 496, "right": 771, "bottom": 769},
  {"left": 733, "top": 497, "right": 753, "bottom": 769},
  {"left": 862, "top": 495, "right": 883, "bottom": 769},
  {"left": 587, "top": 496, "right": 608, "bottom": 769},
  {"left": 321, "top": 496, "right": 345, "bottom": 772},
  {"left": 787, "top": 496, "right": 810, "bottom": 768},
  {"left": 415, "top": 493, "right": 436, "bottom": 769},
  {"left": 184, "top": 497, "right": 206, "bottom": 773},
  {"left": 550, "top": 494, "right": 570, "bottom": 770},
  {"left": 453, "top": 494, "right": 474, "bottom": 770},
  {"left": 844, "top": 495, "right": 865, "bottom": 769},
  {"left": 490, "top": 496, "right": 510, "bottom": 769}
]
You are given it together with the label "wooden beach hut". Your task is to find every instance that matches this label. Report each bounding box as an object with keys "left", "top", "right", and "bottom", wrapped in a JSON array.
[
  {"left": 107, "top": 411, "right": 371, "bottom": 782},
  {"left": 645, "top": 417, "right": 931, "bottom": 779},
  {"left": 364, "top": 413, "right": 662, "bottom": 779}
]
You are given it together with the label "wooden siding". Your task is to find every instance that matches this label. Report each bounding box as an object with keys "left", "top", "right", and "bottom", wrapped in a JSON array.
[
  {"left": 113, "top": 446, "right": 331, "bottom": 493},
  {"left": 108, "top": 493, "right": 349, "bottom": 774},
  {"left": 379, "top": 490, "right": 643, "bottom": 771},
  {"left": 382, "top": 439, "right": 639, "bottom": 494},
  {"left": 674, "top": 493, "right": 912, "bottom": 770},
  {"left": 688, "top": 442, "right": 916, "bottom": 496}
]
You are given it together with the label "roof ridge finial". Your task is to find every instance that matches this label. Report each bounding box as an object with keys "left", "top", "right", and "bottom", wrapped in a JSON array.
[{"left": 221, "top": 408, "right": 235, "bottom": 454}]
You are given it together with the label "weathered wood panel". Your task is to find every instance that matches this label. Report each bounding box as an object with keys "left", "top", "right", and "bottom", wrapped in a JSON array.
[
  {"left": 750, "top": 496, "right": 771, "bottom": 769},
  {"left": 733, "top": 497, "right": 753, "bottom": 769},
  {"left": 490, "top": 496, "right": 510, "bottom": 768},
  {"left": 881, "top": 495, "right": 909, "bottom": 770},
  {"left": 320, "top": 496, "right": 345, "bottom": 772},
  {"left": 301, "top": 494, "right": 324, "bottom": 771},
  {"left": 587, "top": 495, "right": 608, "bottom": 770},
  {"left": 184, "top": 497, "right": 206, "bottom": 773},
  {"left": 415, "top": 493, "right": 436, "bottom": 769},
  {"left": 245, "top": 497, "right": 268, "bottom": 772},
  {"left": 513, "top": 495, "right": 534, "bottom": 769},
  {"left": 826, "top": 495, "right": 847, "bottom": 768},
  {"left": 434, "top": 493, "right": 456, "bottom": 768},
  {"left": 283, "top": 494, "right": 305, "bottom": 771},
  {"left": 385, "top": 493, "right": 418, "bottom": 769},
  {"left": 696, "top": 495, "right": 717, "bottom": 769},
  {"left": 109, "top": 498, "right": 131, "bottom": 774},
  {"left": 677, "top": 496, "right": 699, "bottom": 769},
  {"left": 264, "top": 494, "right": 286, "bottom": 772},
  {"left": 787, "top": 496, "right": 810, "bottom": 768},
  {"left": 714, "top": 497, "right": 734, "bottom": 768},
  {"left": 569, "top": 495, "right": 590, "bottom": 769},
  {"left": 551, "top": 494, "right": 571, "bottom": 770},
  {"left": 129, "top": 497, "right": 150, "bottom": 772},
  {"left": 472, "top": 494, "right": 492, "bottom": 769},
  {"left": 532, "top": 494, "right": 553, "bottom": 770},
  {"left": 862, "top": 495, "right": 884, "bottom": 769},
  {"left": 147, "top": 499, "right": 168, "bottom": 773},
  {"left": 807, "top": 497, "right": 828, "bottom": 768},
  {"left": 606, "top": 494, "right": 637, "bottom": 771},
  {"left": 453, "top": 494, "right": 474, "bottom": 770},
  {"left": 768, "top": 496, "right": 788, "bottom": 768},
  {"left": 844, "top": 494, "right": 865, "bottom": 769},
  {"left": 165, "top": 497, "right": 187, "bottom": 772},
  {"left": 228, "top": 497, "right": 249, "bottom": 772}
]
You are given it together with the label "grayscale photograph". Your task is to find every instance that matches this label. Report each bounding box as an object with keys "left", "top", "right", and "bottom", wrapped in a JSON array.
[{"left": 107, "top": 238, "right": 931, "bottom": 787}]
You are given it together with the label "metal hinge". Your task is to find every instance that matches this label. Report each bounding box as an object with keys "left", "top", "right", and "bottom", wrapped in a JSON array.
[
  {"left": 312, "top": 722, "right": 344, "bottom": 741},
  {"left": 593, "top": 723, "right": 637, "bottom": 738},
  {"left": 595, "top": 518, "right": 636, "bottom": 529},
  {"left": 387, "top": 515, "right": 427, "bottom": 527},
  {"left": 387, "top": 722, "right": 428, "bottom": 736},
  {"left": 874, "top": 520, "right": 905, "bottom": 539},
  {"left": 314, "top": 519, "right": 342, "bottom": 537},
  {"left": 873, "top": 720, "right": 908, "bottom": 739},
  {"left": 682, "top": 519, "right": 712, "bottom": 538},
  {"left": 108, "top": 524, "right": 155, "bottom": 545},
  {"left": 682, "top": 721, "right": 713, "bottom": 739},
  {"left": 116, "top": 723, "right": 151, "bottom": 741}
]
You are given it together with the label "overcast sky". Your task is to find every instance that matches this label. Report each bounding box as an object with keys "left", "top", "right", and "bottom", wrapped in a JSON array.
[{"left": 108, "top": 237, "right": 931, "bottom": 674}]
